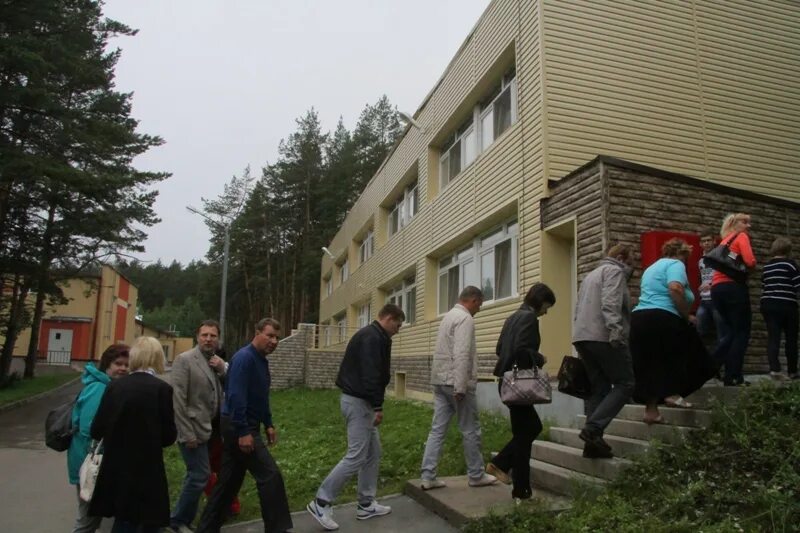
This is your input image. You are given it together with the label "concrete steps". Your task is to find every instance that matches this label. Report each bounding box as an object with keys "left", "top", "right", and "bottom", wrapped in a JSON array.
[
  {"left": 576, "top": 414, "right": 696, "bottom": 445},
  {"left": 533, "top": 440, "right": 630, "bottom": 480},
  {"left": 528, "top": 458, "right": 607, "bottom": 496},
  {"left": 615, "top": 404, "right": 712, "bottom": 428},
  {"left": 549, "top": 427, "right": 649, "bottom": 459}
]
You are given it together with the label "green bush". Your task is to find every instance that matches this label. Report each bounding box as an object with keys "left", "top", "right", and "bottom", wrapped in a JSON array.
[{"left": 465, "top": 383, "right": 800, "bottom": 533}]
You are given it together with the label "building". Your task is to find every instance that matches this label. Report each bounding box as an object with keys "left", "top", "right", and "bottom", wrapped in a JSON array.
[
  {"left": 12, "top": 265, "right": 139, "bottom": 365},
  {"left": 134, "top": 319, "right": 194, "bottom": 363},
  {"left": 317, "top": 0, "right": 800, "bottom": 397}
]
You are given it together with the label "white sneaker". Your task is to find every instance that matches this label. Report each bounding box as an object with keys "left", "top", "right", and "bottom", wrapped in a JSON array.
[
  {"left": 468, "top": 473, "right": 498, "bottom": 487},
  {"left": 420, "top": 478, "right": 447, "bottom": 490},
  {"left": 307, "top": 500, "right": 339, "bottom": 531},
  {"left": 356, "top": 500, "right": 392, "bottom": 520}
]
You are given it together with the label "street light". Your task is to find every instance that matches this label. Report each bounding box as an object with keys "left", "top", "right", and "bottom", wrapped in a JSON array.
[{"left": 187, "top": 205, "right": 231, "bottom": 348}]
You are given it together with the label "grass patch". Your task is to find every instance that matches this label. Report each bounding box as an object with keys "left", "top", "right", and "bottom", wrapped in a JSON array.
[
  {"left": 465, "top": 382, "right": 800, "bottom": 533},
  {"left": 165, "top": 387, "right": 547, "bottom": 524},
  {"left": 0, "top": 371, "right": 78, "bottom": 406}
]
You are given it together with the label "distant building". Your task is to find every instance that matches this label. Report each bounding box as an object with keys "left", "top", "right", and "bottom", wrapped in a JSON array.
[
  {"left": 10, "top": 265, "right": 138, "bottom": 365},
  {"left": 317, "top": 0, "right": 800, "bottom": 395},
  {"left": 135, "top": 319, "right": 194, "bottom": 363}
]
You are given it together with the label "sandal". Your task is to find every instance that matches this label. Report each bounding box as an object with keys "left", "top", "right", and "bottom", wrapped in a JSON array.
[
  {"left": 643, "top": 415, "right": 664, "bottom": 425},
  {"left": 664, "top": 396, "right": 693, "bottom": 409}
]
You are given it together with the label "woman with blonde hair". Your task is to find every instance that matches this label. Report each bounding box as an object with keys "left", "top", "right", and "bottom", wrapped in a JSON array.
[
  {"left": 760, "top": 236, "right": 800, "bottom": 380},
  {"left": 89, "top": 336, "right": 177, "bottom": 533},
  {"left": 630, "top": 239, "right": 717, "bottom": 423},
  {"left": 711, "top": 213, "right": 757, "bottom": 386}
]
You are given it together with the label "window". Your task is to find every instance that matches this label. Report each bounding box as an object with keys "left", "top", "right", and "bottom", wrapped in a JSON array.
[
  {"left": 359, "top": 230, "right": 374, "bottom": 265},
  {"left": 388, "top": 182, "right": 419, "bottom": 237},
  {"left": 439, "top": 118, "right": 474, "bottom": 189},
  {"left": 357, "top": 302, "right": 371, "bottom": 328},
  {"left": 340, "top": 259, "right": 349, "bottom": 284},
  {"left": 325, "top": 277, "right": 332, "bottom": 297},
  {"left": 439, "top": 67, "right": 517, "bottom": 191},
  {"left": 480, "top": 68, "right": 517, "bottom": 150},
  {"left": 387, "top": 276, "right": 417, "bottom": 324},
  {"left": 335, "top": 314, "right": 347, "bottom": 343},
  {"left": 438, "top": 219, "right": 518, "bottom": 314}
]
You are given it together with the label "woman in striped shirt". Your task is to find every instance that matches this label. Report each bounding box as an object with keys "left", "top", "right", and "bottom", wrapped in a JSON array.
[{"left": 760, "top": 237, "right": 800, "bottom": 380}]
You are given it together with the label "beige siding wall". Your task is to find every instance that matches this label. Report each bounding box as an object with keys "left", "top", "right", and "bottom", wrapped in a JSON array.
[
  {"left": 541, "top": 0, "right": 800, "bottom": 200},
  {"left": 320, "top": 0, "right": 543, "bottom": 359}
]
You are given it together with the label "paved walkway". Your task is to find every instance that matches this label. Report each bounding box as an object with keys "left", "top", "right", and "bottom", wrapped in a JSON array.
[{"left": 0, "top": 376, "right": 456, "bottom": 533}]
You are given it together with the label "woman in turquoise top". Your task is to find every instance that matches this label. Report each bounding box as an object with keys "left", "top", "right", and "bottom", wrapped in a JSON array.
[
  {"left": 630, "top": 239, "right": 717, "bottom": 424},
  {"left": 68, "top": 344, "right": 129, "bottom": 533}
]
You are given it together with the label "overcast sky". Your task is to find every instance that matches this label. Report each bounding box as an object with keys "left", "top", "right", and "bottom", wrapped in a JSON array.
[{"left": 102, "top": 0, "right": 490, "bottom": 266}]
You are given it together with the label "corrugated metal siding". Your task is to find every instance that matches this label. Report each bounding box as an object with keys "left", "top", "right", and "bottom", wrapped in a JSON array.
[{"left": 542, "top": 0, "right": 800, "bottom": 201}]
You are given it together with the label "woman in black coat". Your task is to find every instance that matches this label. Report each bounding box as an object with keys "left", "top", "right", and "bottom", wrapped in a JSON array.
[
  {"left": 90, "top": 336, "right": 177, "bottom": 533},
  {"left": 487, "top": 283, "right": 555, "bottom": 500}
]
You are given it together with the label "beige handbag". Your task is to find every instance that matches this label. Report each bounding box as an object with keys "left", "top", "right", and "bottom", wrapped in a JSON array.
[
  {"left": 79, "top": 439, "right": 103, "bottom": 502},
  {"left": 500, "top": 364, "right": 552, "bottom": 405}
]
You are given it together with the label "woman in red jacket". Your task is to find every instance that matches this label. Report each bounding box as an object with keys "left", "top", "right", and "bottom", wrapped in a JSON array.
[{"left": 711, "top": 213, "right": 757, "bottom": 386}]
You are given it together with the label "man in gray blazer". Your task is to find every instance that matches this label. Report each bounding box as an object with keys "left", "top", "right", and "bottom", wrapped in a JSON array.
[{"left": 170, "top": 320, "right": 228, "bottom": 533}]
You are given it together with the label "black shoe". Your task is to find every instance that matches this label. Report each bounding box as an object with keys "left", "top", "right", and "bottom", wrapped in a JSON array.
[
  {"left": 579, "top": 428, "right": 612, "bottom": 453},
  {"left": 583, "top": 441, "right": 614, "bottom": 459}
]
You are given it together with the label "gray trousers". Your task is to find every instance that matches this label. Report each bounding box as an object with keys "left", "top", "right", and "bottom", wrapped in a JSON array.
[
  {"left": 575, "top": 341, "right": 635, "bottom": 437},
  {"left": 420, "top": 385, "right": 485, "bottom": 481},
  {"left": 316, "top": 394, "right": 381, "bottom": 506},
  {"left": 72, "top": 486, "right": 102, "bottom": 533}
]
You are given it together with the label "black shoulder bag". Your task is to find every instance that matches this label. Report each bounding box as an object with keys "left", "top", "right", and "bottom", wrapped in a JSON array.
[{"left": 701, "top": 232, "right": 748, "bottom": 283}]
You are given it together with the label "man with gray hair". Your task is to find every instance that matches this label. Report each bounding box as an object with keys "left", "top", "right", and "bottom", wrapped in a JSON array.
[
  {"left": 419, "top": 286, "right": 497, "bottom": 490},
  {"left": 573, "top": 243, "right": 636, "bottom": 459}
]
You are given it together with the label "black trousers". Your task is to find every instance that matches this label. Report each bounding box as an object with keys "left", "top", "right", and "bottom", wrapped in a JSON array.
[
  {"left": 196, "top": 418, "right": 292, "bottom": 533},
  {"left": 490, "top": 402, "right": 542, "bottom": 499},
  {"left": 761, "top": 301, "right": 799, "bottom": 374}
]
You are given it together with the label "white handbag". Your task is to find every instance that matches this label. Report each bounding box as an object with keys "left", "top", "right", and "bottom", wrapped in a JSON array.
[{"left": 79, "top": 439, "right": 103, "bottom": 502}]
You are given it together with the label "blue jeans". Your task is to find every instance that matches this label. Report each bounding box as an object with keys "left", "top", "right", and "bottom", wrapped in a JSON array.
[
  {"left": 711, "top": 282, "right": 751, "bottom": 384},
  {"left": 696, "top": 299, "right": 727, "bottom": 342},
  {"left": 171, "top": 442, "right": 211, "bottom": 528}
]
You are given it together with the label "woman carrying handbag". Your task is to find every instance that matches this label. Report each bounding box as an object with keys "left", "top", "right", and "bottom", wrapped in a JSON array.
[{"left": 487, "top": 283, "right": 556, "bottom": 501}]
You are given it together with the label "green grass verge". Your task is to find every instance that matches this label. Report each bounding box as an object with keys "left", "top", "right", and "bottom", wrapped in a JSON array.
[
  {"left": 0, "top": 372, "right": 78, "bottom": 407},
  {"left": 464, "top": 382, "right": 800, "bottom": 533},
  {"left": 165, "top": 387, "right": 550, "bottom": 524}
]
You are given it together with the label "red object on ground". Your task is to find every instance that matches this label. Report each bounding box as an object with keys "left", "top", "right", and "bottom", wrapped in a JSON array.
[
  {"left": 205, "top": 435, "right": 241, "bottom": 515},
  {"left": 639, "top": 231, "right": 702, "bottom": 312}
]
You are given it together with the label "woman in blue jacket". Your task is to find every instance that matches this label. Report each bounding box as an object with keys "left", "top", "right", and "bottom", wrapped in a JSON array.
[{"left": 68, "top": 344, "right": 129, "bottom": 533}]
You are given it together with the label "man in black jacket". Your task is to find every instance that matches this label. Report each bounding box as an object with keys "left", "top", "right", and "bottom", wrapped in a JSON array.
[{"left": 307, "top": 304, "right": 404, "bottom": 531}]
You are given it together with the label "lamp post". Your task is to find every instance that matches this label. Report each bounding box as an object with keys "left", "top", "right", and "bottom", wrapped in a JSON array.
[{"left": 187, "top": 205, "right": 231, "bottom": 347}]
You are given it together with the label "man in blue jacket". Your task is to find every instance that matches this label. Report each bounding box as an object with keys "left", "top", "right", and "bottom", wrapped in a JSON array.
[
  {"left": 307, "top": 304, "right": 404, "bottom": 531},
  {"left": 196, "top": 318, "right": 292, "bottom": 533}
]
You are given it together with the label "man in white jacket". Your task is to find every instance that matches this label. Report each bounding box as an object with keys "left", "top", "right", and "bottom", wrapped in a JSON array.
[{"left": 419, "top": 286, "right": 497, "bottom": 490}]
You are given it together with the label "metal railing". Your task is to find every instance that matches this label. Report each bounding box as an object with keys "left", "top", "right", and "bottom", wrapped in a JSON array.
[
  {"left": 46, "top": 350, "right": 72, "bottom": 366},
  {"left": 309, "top": 324, "right": 363, "bottom": 350}
]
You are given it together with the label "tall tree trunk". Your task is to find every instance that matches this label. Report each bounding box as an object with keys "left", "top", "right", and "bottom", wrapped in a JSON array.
[
  {"left": 0, "top": 276, "right": 30, "bottom": 385},
  {"left": 24, "top": 201, "right": 57, "bottom": 378}
]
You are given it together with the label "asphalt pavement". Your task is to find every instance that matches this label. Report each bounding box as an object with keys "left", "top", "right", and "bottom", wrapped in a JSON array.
[{"left": 0, "top": 374, "right": 457, "bottom": 533}]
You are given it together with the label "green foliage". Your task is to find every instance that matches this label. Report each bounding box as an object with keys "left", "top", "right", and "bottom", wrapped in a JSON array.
[
  {"left": 165, "top": 388, "right": 516, "bottom": 524},
  {"left": 465, "top": 383, "right": 800, "bottom": 533},
  {"left": 141, "top": 297, "right": 206, "bottom": 338}
]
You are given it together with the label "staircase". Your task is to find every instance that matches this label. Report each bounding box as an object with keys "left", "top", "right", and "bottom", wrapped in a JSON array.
[{"left": 406, "top": 385, "right": 739, "bottom": 526}]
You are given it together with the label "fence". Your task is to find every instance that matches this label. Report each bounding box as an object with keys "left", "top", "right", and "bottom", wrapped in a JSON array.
[
  {"left": 308, "top": 324, "right": 362, "bottom": 350},
  {"left": 46, "top": 350, "right": 71, "bottom": 366}
]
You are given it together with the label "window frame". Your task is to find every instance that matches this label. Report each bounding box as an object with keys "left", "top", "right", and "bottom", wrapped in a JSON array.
[
  {"left": 437, "top": 219, "right": 518, "bottom": 315},
  {"left": 387, "top": 181, "right": 419, "bottom": 238},
  {"left": 387, "top": 276, "right": 417, "bottom": 325},
  {"left": 359, "top": 230, "right": 374, "bottom": 265},
  {"left": 439, "top": 67, "right": 517, "bottom": 192},
  {"left": 357, "top": 302, "right": 371, "bottom": 329},
  {"left": 340, "top": 259, "right": 349, "bottom": 284}
]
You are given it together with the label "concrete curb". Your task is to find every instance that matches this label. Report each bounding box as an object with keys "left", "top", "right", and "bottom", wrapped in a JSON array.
[{"left": 0, "top": 375, "right": 81, "bottom": 414}]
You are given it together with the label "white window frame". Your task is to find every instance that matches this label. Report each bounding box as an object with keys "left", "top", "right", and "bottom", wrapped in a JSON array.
[
  {"left": 340, "top": 259, "right": 349, "bottom": 284},
  {"left": 388, "top": 181, "right": 418, "bottom": 238},
  {"left": 387, "top": 276, "right": 416, "bottom": 324},
  {"left": 439, "top": 67, "right": 517, "bottom": 191},
  {"left": 325, "top": 277, "right": 332, "bottom": 297},
  {"left": 357, "top": 302, "right": 371, "bottom": 329},
  {"left": 359, "top": 230, "right": 374, "bottom": 265},
  {"left": 337, "top": 315, "right": 347, "bottom": 342},
  {"left": 437, "top": 219, "right": 518, "bottom": 315}
]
